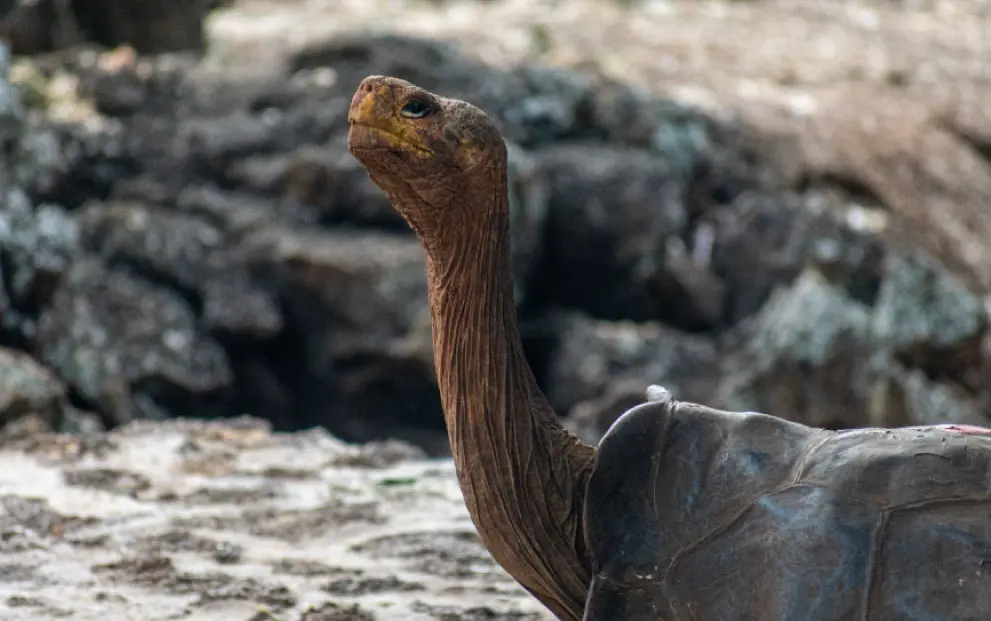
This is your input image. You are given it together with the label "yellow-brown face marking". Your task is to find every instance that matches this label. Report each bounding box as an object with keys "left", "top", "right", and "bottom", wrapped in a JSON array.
[
  {"left": 347, "top": 75, "right": 505, "bottom": 176},
  {"left": 346, "top": 75, "right": 510, "bottom": 242},
  {"left": 348, "top": 76, "right": 436, "bottom": 159}
]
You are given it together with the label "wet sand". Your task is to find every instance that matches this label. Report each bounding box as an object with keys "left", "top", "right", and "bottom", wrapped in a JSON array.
[{"left": 0, "top": 417, "right": 549, "bottom": 620}]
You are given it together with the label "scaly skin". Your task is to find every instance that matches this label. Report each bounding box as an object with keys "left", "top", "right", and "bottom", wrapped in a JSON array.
[{"left": 348, "top": 75, "right": 596, "bottom": 621}]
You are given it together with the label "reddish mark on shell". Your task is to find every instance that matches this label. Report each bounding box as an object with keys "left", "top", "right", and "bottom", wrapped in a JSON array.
[{"left": 935, "top": 424, "right": 991, "bottom": 435}]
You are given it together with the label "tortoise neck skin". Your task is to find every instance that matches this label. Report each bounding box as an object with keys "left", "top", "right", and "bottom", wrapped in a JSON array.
[
  {"left": 348, "top": 75, "right": 594, "bottom": 621},
  {"left": 425, "top": 156, "right": 594, "bottom": 618}
]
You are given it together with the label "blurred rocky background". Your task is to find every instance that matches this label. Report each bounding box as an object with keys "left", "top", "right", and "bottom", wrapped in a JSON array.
[{"left": 1, "top": 0, "right": 990, "bottom": 456}]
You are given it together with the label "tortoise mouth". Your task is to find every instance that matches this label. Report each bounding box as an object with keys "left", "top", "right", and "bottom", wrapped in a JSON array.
[{"left": 348, "top": 123, "right": 433, "bottom": 156}]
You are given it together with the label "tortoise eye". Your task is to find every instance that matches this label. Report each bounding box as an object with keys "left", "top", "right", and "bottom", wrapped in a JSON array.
[{"left": 400, "top": 99, "right": 434, "bottom": 119}]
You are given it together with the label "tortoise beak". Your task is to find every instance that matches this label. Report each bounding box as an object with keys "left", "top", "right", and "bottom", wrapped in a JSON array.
[
  {"left": 347, "top": 77, "right": 394, "bottom": 155},
  {"left": 348, "top": 75, "right": 391, "bottom": 127}
]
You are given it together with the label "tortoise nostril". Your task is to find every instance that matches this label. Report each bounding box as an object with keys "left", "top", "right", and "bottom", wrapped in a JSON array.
[
  {"left": 350, "top": 79, "right": 381, "bottom": 117},
  {"left": 359, "top": 76, "right": 386, "bottom": 94}
]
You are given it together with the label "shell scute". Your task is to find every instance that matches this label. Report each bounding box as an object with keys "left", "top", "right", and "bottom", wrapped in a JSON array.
[
  {"left": 798, "top": 426, "right": 991, "bottom": 508},
  {"left": 667, "top": 484, "right": 879, "bottom": 620},
  {"left": 584, "top": 398, "right": 991, "bottom": 620},
  {"left": 874, "top": 503, "right": 991, "bottom": 618}
]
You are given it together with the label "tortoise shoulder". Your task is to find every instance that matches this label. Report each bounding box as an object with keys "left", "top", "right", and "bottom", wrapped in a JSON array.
[{"left": 584, "top": 394, "right": 827, "bottom": 581}]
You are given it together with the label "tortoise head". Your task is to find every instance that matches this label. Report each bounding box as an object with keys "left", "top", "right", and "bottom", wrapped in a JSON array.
[{"left": 347, "top": 75, "right": 508, "bottom": 244}]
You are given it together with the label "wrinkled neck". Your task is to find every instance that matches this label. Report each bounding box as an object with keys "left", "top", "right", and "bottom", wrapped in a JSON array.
[
  {"left": 423, "top": 159, "right": 543, "bottom": 459},
  {"left": 417, "top": 159, "right": 594, "bottom": 621},
  {"left": 426, "top": 207, "right": 529, "bottom": 452}
]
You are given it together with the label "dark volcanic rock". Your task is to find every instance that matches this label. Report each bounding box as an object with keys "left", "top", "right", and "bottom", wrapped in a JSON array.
[
  {"left": 0, "top": 347, "right": 67, "bottom": 428},
  {"left": 73, "top": 0, "right": 208, "bottom": 54},
  {"left": 717, "top": 269, "right": 877, "bottom": 430},
  {"left": 74, "top": 200, "right": 282, "bottom": 340},
  {"left": 0, "top": 194, "right": 79, "bottom": 343},
  {"left": 14, "top": 98, "right": 138, "bottom": 210},
  {"left": 872, "top": 250, "right": 988, "bottom": 389},
  {"left": 262, "top": 228, "right": 447, "bottom": 453},
  {"left": 279, "top": 141, "right": 403, "bottom": 230},
  {"left": 717, "top": 253, "right": 989, "bottom": 430},
  {"left": 1, "top": 0, "right": 209, "bottom": 55},
  {"left": 174, "top": 184, "right": 311, "bottom": 235},
  {"left": 532, "top": 143, "right": 723, "bottom": 327},
  {"left": 1, "top": 47, "right": 82, "bottom": 346},
  {"left": 36, "top": 259, "right": 233, "bottom": 425},
  {"left": 179, "top": 111, "right": 286, "bottom": 179},
  {"left": 546, "top": 311, "right": 719, "bottom": 417},
  {"left": 504, "top": 142, "right": 550, "bottom": 305},
  {"left": 484, "top": 65, "right": 597, "bottom": 147},
  {"left": 269, "top": 229, "right": 430, "bottom": 357},
  {"left": 545, "top": 311, "right": 720, "bottom": 443},
  {"left": 710, "top": 189, "right": 886, "bottom": 323},
  {"left": 0, "top": 0, "right": 73, "bottom": 55},
  {"left": 0, "top": 199, "right": 78, "bottom": 307}
]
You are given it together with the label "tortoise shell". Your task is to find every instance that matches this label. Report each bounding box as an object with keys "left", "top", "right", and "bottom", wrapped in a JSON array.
[{"left": 583, "top": 388, "right": 991, "bottom": 620}]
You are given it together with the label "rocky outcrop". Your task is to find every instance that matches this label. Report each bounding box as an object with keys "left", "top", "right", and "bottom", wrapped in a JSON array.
[
  {"left": 566, "top": 200, "right": 988, "bottom": 442},
  {"left": 36, "top": 258, "right": 234, "bottom": 426},
  {"left": 545, "top": 311, "right": 721, "bottom": 444},
  {"left": 1, "top": 27, "right": 988, "bottom": 452}
]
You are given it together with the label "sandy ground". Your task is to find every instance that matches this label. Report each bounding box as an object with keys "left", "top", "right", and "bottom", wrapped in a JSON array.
[{"left": 0, "top": 417, "right": 549, "bottom": 620}]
